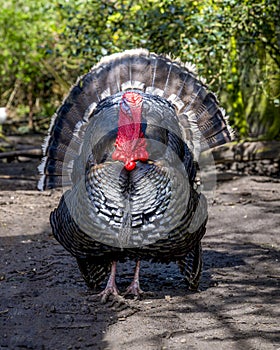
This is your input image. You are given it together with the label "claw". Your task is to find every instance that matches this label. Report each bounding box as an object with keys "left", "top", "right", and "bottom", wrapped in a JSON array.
[
  {"left": 99, "top": 285, "right": 119, "bottom": 304},
  {"left": 124, "top": 260, "right": 143, "bottom": 299},
  {"left": 124, "top": 280, "right": 144, "bottom": 299}
]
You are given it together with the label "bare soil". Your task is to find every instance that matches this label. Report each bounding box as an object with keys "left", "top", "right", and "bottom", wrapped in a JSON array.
[{"left": 0, "top": 156, "right": 279, "bottom": 350}]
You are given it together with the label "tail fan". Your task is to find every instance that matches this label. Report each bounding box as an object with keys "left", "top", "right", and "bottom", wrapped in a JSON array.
[{"left": 38, "top": 48, "right": 233, "bottom": 190}]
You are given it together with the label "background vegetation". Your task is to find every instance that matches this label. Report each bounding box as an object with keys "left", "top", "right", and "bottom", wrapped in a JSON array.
[{"left": 0, "top": 0, "right": 279, "bottom": 140}]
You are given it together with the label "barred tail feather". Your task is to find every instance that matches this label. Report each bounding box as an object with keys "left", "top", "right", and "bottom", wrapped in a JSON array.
[
  {"left": 76, "top": 257, "right": 111, "bottom": 289},
  {"left": 177, "top": 241, "right": 203, "bottom": 290}
]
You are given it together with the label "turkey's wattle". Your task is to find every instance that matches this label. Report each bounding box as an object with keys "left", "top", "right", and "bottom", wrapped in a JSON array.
[
  {"left": 112, "top": 92, "right": 149, "bottom": 171},
  {"left": 38, "top": 49, "right": 233, "bottom": 303}
]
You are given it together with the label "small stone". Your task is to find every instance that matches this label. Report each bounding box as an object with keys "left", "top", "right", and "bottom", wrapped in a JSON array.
[
  {"left": 118, "top": 317, "right": 127, "bottom": 321},
  {"left": 165, "top": 295, "right": 171, "bottom": 302},
  {"left": 81, "top": 305, "right": 90, "bottom": 314},
  {"left": 50, "top": 305, "right": 56, "bottom": 313}
]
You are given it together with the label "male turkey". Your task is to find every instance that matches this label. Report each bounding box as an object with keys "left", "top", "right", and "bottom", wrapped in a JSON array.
[{"left": 38, "top": 49, "right": 232, "bottom": 302}]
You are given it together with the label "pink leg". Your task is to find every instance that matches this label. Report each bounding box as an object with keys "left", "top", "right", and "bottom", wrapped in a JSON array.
[
  {"left": 124, "top": 260, "right": 143, "bottom": 298},
  {"left": 98, "top": 261, "right": 119, "bottom": 303}
]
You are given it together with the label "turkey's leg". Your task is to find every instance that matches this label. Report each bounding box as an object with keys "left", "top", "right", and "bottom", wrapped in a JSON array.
[
  {"left": 124, "top": 260, "right": 143, "bottom": 298},
  {"left": 98, "top": 261, "right": 119, "bottom": 303}
]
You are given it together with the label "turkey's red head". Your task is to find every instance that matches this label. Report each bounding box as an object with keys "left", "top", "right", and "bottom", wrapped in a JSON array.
[{"left": 112, "top": 92, "right": 149, "bottom": 171}]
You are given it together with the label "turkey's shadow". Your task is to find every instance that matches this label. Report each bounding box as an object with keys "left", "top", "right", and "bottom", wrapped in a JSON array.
[
  {"left": 0, "top": 232, "right": 114, "bottom": 350},
  {"left": 113, "top": 241, "right": 279, "bottom": 300},
  {"left": 113, "top": 247, "right": 247, "bottom": 298},
  {"left": 1, "top": 229, "right": 279, "bottom": 349}
]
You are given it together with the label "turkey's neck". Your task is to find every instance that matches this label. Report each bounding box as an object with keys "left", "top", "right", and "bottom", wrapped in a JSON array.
[{"left": 112, "top": 92, "right": 149, "bottom": 171}]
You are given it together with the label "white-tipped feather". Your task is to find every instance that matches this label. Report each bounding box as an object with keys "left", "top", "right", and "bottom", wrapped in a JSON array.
[
  {"left": 121, "top": 81, "right": 145, "bottom": 91},
  {"left": 146, "top": 87, "right": 164, "bottom": 96},
  {"left": 41, "top": 111, "right": 58, "bottom": 156},
  {"left": 198, "top": 76, "right": 207, "bottom": 85},
  {"left": 151, "top": 55, "right": 158, "bottom": 89},
  {"left": 37, "top": 174, "right": 46, "bottom": 191},
  {"left": 100, "top": 87, "right": 111, "bottom": 100},
  {"left": 163, "top": 62, "right": 173, "bottom": 96},
  {"left": 183, "top": 62, "right": 197, "bottom": 74},
  {"left": 41, "top": 135, "right": 51, "bottom": 154},
  {"left": 83, "top": 102, "right": 97, "bottom": 123},
  {"left": 37, "top": 156, "right": 48, "bottom": 191},
  {"left": 73, "top": 121, "right": 85, "bottom": 138},
  {"left": 184, "top": 110, "right": 202, "bottom": 159},
  {"left": 167, "top": 94, "right": 185, "bottom": 112},
  {"left": 96, "top": 49, "right": 149, "bottom": 68},
  {"left": 38, "top": 156, "right": 47, "bottom": 175}
]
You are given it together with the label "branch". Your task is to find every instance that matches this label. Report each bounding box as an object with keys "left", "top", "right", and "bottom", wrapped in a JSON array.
[{"left": 0, "top": 148, "right": 42, "bottom": 160}]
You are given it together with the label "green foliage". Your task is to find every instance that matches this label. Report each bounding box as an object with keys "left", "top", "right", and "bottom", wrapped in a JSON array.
[
  {"left": 0, "top": 0, "right": 59, "bottom": 130},
  {"left": 0, "top": 0, "right": 279, "bottom": 139}
]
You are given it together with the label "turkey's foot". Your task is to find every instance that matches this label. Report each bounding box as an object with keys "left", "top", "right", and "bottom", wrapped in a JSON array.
[
  {"left": 124, "top": 280, "right": 144, "bottom": 299},
  {"left": 123, "top": 260, "right": 144, "bottom": 299},
  {"left": 98, "top": 284, "right": 119, "bottom": 304}
]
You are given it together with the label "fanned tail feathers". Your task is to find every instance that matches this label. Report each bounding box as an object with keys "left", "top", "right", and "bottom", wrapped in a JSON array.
[{"left": 38, "top": 48, "right": 233, "bottom": 190}]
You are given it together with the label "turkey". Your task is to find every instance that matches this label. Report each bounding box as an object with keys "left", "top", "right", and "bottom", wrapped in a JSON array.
[{"left": 38, "top": 49, "right": 232, "bottom": 302}]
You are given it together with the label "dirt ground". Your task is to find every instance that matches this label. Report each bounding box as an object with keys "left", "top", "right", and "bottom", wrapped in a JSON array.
[{"left": 0, "top": 156, "right": 279, "bottom": 349}]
